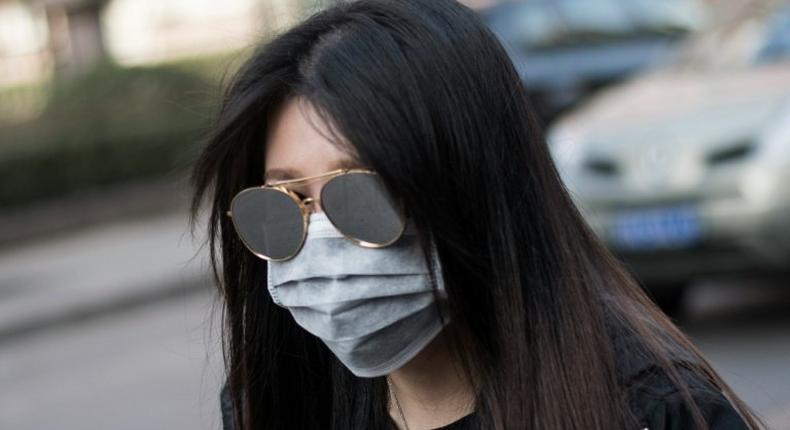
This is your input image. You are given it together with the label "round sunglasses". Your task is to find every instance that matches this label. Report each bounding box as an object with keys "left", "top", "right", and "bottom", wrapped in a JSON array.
[{"left": 226, "top": 168, "right": 407, "bottom": 261}]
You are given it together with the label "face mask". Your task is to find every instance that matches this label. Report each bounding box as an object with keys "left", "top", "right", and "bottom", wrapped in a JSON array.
[{"left": 267, "top": 210, "right": 452, "bottom": 378}]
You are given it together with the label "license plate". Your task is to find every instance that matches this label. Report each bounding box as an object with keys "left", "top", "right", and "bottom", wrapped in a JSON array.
[{"left": 611, "top": 205, "right": 702, "bottom": 251}]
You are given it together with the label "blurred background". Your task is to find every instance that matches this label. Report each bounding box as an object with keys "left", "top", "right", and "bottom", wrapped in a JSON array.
[{"left": 0, "top": 0, "right": 788, "bottom": 428}]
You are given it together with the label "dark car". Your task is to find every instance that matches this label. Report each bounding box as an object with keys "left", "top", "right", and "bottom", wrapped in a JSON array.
[{"left": 478, "top": 0, "right": 707, "bottom": 124}]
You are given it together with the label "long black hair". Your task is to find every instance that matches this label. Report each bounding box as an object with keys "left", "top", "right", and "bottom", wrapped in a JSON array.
[{"left": 189, "top": 0, "right": 764, "bottom": 428}]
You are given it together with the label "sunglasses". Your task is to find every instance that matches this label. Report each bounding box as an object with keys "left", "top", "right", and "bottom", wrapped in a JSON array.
[{"left": 226, "top": 168, "right": 407, "bottom": 261}]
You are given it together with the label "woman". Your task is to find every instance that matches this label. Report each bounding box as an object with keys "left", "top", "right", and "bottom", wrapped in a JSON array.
[{"left": 189, "top": 0, "right": 765, "bottom": 428}]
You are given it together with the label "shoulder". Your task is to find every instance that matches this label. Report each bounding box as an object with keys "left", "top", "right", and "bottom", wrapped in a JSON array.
[
  {"left": 608, "top": 320, "right": 753, "bottom": 430},
  {"left": 625, "top": 363, "right": 751, "bottom": 430}
]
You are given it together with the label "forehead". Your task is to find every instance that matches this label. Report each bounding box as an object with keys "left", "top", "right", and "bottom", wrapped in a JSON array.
[{"left": 264, "top": 97, "right": 361, "bottom": 181}]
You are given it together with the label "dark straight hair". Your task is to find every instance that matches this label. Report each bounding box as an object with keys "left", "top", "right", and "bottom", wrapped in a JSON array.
[{"left": 189, "top": 0, "right": 764, "bottom": 428}]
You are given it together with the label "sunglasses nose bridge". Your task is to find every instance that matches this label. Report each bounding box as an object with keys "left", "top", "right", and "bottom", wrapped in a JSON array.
[{"left": 301, "top": 196, "right": 323, "bottom": 215}]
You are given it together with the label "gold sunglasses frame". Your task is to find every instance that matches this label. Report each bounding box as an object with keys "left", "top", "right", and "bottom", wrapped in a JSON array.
[{"left": 226, "top": 167, "right": 407, "bottom": 261}]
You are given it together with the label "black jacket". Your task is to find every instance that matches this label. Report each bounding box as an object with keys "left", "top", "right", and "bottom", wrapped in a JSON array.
[
  {"left": 219, "top": 361, "right": 750, "bottom": 430},
  {"left": 625, "top": 363, "right": 750, "bottom": 429},
  {"left": 219, "top": 332, "right": 751, "bottom": 430}
]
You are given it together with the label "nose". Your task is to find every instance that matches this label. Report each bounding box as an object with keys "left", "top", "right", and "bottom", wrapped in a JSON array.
[{"left": 302, "top": 181, "right": 327, "bottom": 215}]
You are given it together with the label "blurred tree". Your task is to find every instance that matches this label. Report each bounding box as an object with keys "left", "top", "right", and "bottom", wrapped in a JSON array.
[{"left": 0, "top": 61, "right": 214, "bottom": 208}]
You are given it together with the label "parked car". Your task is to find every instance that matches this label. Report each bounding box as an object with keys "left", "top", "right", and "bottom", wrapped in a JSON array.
[
  {"left": 547, "top": 0, "right": 790, "bottom": 312},
  {"left": 477, "top": 0, "right": 707, "bottom": 124}
]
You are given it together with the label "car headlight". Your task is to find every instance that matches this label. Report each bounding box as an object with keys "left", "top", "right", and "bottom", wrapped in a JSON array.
[{"left": 547, "top": 126, "right": 586, "bottom": 172}]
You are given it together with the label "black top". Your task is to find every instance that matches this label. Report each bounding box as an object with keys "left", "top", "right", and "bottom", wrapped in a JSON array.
[
  {"left": 383, "top": 363, "right": 750, "bottom": 429},
  {"left": 220, "top": 365, "right": 749, "bottom": 430},
  {"left": 387, "top": 411, "right": 475, "bottom": 429},
  {"left": 220, "top": 329, "right": 751, "bottom": 430},
  {"left": 220, "top": 363, "right": 750, "bottom": 430}
]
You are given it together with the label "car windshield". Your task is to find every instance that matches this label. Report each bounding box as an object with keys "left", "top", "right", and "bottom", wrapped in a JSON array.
[
  {"left": 482, "top": 0, "right": 705, "bottom": 50},
  {"left": 754, "top": 3, "right": 790, "bottom": 63},
  {"left": 622, "top": 0, "right": 707, "bottom": 31},
  {"left": 664, "top": 1, "right": 790, "bottom": 71}
]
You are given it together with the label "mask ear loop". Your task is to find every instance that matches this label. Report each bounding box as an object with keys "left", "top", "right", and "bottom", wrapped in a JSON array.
[
  {"left": 422, "top": 229, "right": 452, "bottom": 324},
  {"left": 428, "top": 237, "right": 449, "bottom": 299}
]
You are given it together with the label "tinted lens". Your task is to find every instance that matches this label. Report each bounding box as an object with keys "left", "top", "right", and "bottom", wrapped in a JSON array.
[
  {"left": 321, "top": 172, "right": 405, "bottom": 246},
  {"left": 230, "top": 187, "right": 305, "bottom": 260}
]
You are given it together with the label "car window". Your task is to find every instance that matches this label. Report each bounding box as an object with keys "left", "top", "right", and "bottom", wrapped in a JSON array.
[
  {"left": 482, "top": 1, "right": 565, "bottom": 49},
  {"left": 623, "top": 0, "right": 707, "bottom": 32},
  {"left": 482, "top": 0, "right": 704, "bottom": 52},
  {"left": 754, "top": 3, "right": 790, "bottom": 63},
  {"left": 556, "top": 0, "right": 634, "bottom": 34}
]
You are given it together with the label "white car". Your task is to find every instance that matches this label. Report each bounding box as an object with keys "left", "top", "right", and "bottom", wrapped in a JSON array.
[{"left": 548, "top": 0, "right": 790, "bottom": 312}]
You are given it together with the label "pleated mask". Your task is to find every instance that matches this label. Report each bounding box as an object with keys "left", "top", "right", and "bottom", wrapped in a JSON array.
[{"left": 266, "top": 210, "right": 452, "bottom": 377}]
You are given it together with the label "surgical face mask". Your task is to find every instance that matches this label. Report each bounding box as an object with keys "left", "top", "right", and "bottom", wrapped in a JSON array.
[{"left": 266, "top": 210, "right": 452, "bottom": 377}]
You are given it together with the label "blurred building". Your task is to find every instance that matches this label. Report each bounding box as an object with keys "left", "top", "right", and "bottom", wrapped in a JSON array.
[
  {"left": 0, "top": 0, "right": 315, "bottom": 87},
  {"left": 0, "top": 1, "right": 49, "bottom": 86}
]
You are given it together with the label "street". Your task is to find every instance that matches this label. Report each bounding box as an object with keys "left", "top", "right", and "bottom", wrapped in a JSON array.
[
  {"left": 0, "top": 289, "right": 225, "bottom": 430},
  {"left": 1, "top": 278, "right": 788, "bottom": 429}
]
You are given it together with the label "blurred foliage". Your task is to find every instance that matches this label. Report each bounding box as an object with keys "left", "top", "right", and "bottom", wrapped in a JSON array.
[
  {"left": 0, "top": 59, "right": 221, "bottom": 209},
  {"left": 0, "top": 83, "right": 48, "bottom": 124}
]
